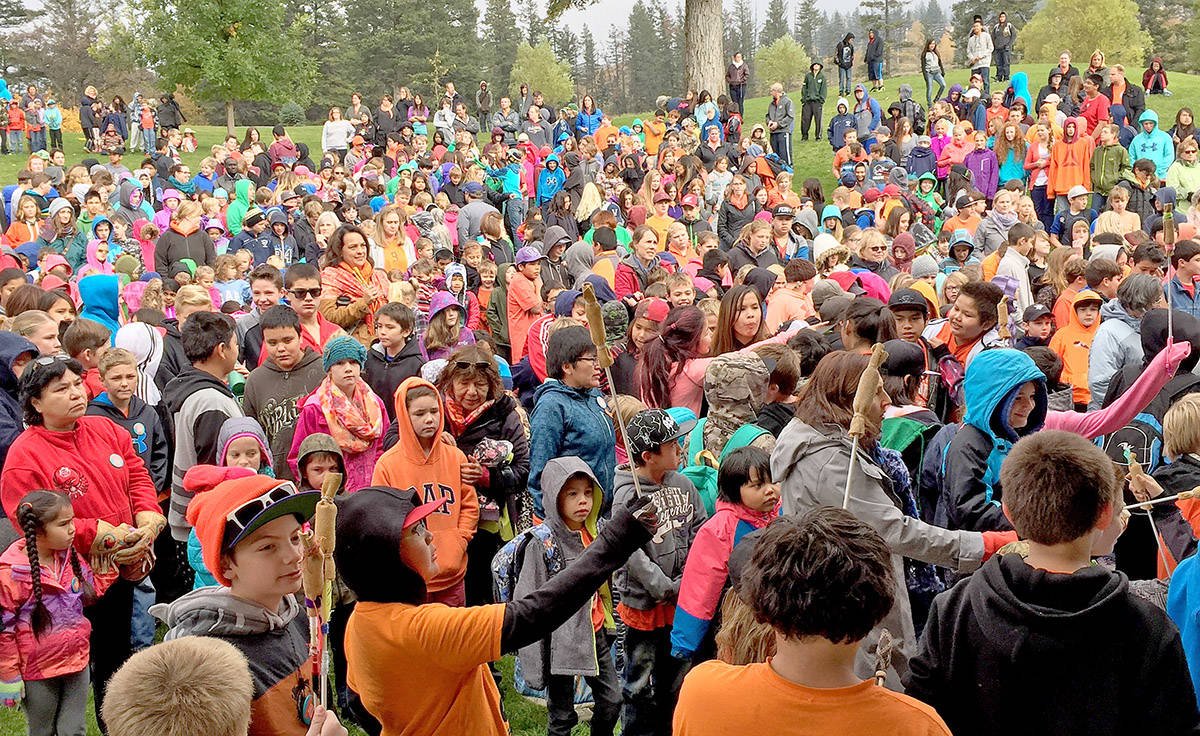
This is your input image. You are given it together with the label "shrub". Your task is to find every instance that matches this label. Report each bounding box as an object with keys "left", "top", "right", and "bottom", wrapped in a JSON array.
[{"left": 278, "top": 102, "right": 305, "bottom": 126}]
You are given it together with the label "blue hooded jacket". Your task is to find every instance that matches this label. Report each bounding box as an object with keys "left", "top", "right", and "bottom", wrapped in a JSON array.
[
  {"left": 78, "top": 273, "right": 122, "bottom": 341},
  {"left": 527, "top": 378, "right": 616, "bottom": 517},
  {"left": 536, "top": 155, "right": 566, "bottom": 207},
  {"left": 1010, "top": 72, "right": 1032, "bottom": 114},
  {"left": 939, "top": 349, "right": 1047, "bottom": 532},
  {"left": 1129, "top": 109, "right": 1176, "bottom": 178},
  {"left": 852, "top": 84, "right": 883, "bottom": 139}
]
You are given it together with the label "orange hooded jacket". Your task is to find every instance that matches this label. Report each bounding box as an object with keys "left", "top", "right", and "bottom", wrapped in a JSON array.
[
  {"left": 372, "top": 377, "right": 479, "bottom": 593},
  {"left": 1047, "top": 117, "right": 1095, "bottom": 199},
  {"left": 1048, "top": 290, "right": 1104, "bottom": 406}
]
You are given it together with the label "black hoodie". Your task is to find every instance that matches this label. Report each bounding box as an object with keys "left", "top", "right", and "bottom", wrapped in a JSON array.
[
  {"left": 906, "top": 554, "right": 1199, "bottom": 735},
  {"left": 0, "top": 333, "right": 35, "bottom": 470},
  {"left": 364, "top": 338, "right": 423, "bottom": 422}
]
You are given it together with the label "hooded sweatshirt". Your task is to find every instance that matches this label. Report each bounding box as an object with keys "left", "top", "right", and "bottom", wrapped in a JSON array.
[
  {"left": 372, "top": 377, "right": 478, "bottom": 593},
  {"left": 827, "top": 99, "right": 856, "bottom": 150},
  {"left": 909, "top": 554, "right": 1198, "bottom": 736},
  {"left": 1129, "top": 109, "right": 1176, "bottom": 179},
  {"left": 87, "top": 391, "right": 170, "bottom": 492},
  {"left": 151, "top": 588, "right": 313, "bottom": 736},
  {"left": 1047, "top": 117, "right": 1094, "bottom": 198},
  {"left": 1049, "top": 291, "right": 1104, "bottom": 406},
  {"left": 77, "top": 273, "right": 121, "bottom": 339},
  {"left": 1087, "top": 298, "right": 1143, "bottom": 410},
  {"left": 515, "top": 457, "right": 611, "bottom": 686},
  {"left": 164, "top": 368, "right": 244, "bottom": 540},
  {"left": 294, "top": 432, "right": 346, "bottom": 490},
  {"left": 420, "top": 291, "right": 476, "bottom": 362},
  {"left": 225, "top": 180, "right": 254, "bottom": 237},
  {"left": 940, "top": 349, "right": 1047, "bottom": 533}
]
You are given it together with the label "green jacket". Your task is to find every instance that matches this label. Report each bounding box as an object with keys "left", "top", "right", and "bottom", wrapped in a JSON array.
[
  {"left": 1090, "top": 143, "right": 1130, "bottom": 196},
  {"left": 801, "top": 72, "right": 827, "bottom": 103}
]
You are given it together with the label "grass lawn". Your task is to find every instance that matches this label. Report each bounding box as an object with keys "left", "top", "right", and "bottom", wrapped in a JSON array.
[
  {"left": 5, "top": 63, "right": 1196, "bottom": 197},
  {"left": 0, "top": 655, "right": 583, "bottom": 736}
]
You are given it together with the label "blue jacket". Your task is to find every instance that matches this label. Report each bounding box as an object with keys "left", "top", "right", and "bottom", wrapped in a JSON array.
[
  {"left": 576, "top": 108, "right": 603, "bottom": 137},
  {"left": 939, "top": 349, "right": 1047, "bottom": 532},
  {"left": 1129, "top": 109, "right": 1175, "bottom": 179},
  {"left": 1167, "top": 277, "right": 1200, "bottom": 320},
  {"left": 77, "top": 273, "right": 121, "bottom": 341},
  {"left": 828, "top": 101, "right": 856, "bottom": 149},
  {"left": 527, "top": 379, "right": 615, "bottom": 517},
  {"left": 852, "top": 85, "right": 882, "bottom": 139},
  {"left": 535, "top": 156, "right": 566, "bottom": 207},
  {"left": 0, "top": 333, "right": 35, "bottom": 468}
]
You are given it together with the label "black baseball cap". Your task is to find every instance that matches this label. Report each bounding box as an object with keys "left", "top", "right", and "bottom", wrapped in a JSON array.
[
  {"left": 881, "top": 339, "right": 926, "bottom": 378},
  {"left": 625, "top": 409, "right": 696, "bottom": 459},
  {"left": 1023, "top": 304, "right": 1052, "bottom": 322},
  {"left": 772, "top": 204, "right": 796, "bottom": 219},
  {"left": 887, "top": 288, "right": 930, "bottom": 316}
]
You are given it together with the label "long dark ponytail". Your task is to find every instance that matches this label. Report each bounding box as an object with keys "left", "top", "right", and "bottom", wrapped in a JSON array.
[
  {"left": 636, "top": 305, "right": 706, "bottom": 408},
  {"left": 15, "top": 490, "right": 84, "bottom": 639}
]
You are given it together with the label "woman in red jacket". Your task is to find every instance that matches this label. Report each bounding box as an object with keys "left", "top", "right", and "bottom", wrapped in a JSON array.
[{"left": 0, "top": 356, "right": 163, "bottom": 730}]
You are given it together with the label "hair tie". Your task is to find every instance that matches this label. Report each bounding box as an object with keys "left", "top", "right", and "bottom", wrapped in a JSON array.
[{"left": 18, "top": 502, "right": 32, "bottom": 511}]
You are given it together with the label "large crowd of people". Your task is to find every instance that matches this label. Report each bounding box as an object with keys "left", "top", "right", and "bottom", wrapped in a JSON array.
[{"left": 3, "top": 21, "right": 1200, "bottom": 736}]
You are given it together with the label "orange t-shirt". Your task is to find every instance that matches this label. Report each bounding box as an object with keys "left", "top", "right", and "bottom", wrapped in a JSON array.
[
  {"left": 506, "top": 273, "right": 541, "bottom": 361},
  {"left": 673, "top": 660, "right": 952, "bottom": 735},
  {"left": 346, "top": 601, "right": 507, "bottom": 736}
]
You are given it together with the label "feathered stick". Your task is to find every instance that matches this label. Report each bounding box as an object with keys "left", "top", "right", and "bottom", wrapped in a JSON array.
[
  {"left": 844, "top": 343, "right": 888, "bottom": 509},
  {"left": 873, "top": 628, "right": 895, "bottom": 687},
  {"left": 1164, "top": 201, "right": 1177, "bottom": 344},
  {"left": 302, "top": 471, "right": 342, "bottom": 707},
  {"left": 997, "top": 298, "right": 1011, "bottom": 344},
  {"left": 1123, "top": 451, "right": 1173, "bottom": 578}
]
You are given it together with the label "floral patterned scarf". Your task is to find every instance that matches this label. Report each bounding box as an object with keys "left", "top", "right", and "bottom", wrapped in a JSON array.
[
  {"left": 316, "top": 376, "right": 383, "bottom": 454},
  {"left": 443, "top": 395, "right": 496, "bottom": 436}
]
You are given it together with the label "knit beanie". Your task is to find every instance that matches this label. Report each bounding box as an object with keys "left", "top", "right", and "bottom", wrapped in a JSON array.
[
  {"left": 911, "top": 254, "right": 939, "bottom": 280},
  {"left": 323, "top": 335, "right": 367, "bottom": 373}
]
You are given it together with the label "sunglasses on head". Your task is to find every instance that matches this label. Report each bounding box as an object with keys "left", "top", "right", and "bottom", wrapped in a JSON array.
[
  {"left": 32, "top": 355, "right": 70, "bottom": 368},
  {"left": 224, "top": 485, "right": 297, "bottom": 539},
  {"left": 454, "top": 360, "right": 492, "bottom": 370},
  {"left": 289, "top": 287, "right": 321, "bottom": 299}
]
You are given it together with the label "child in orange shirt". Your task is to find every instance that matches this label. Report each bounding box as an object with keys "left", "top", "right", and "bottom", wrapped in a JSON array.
[
  {"left": 506, "top": 246, "right": 544, "bottom": 361},
  {"left": 1048, "top": 290, "right": 1103, "bottom": 409},
  {"left": 372, "top": 376, "right": 479, "bottom": 606},
  {"left": 673, "top": 507, "right": 952, "bottom": 736}
]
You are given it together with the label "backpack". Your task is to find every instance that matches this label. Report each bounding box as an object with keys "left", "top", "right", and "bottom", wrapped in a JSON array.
[
  {"left": 680, "top": 419, "right": 771, "bottom": 515},
  {"left": 491, "top": 524, "right": 563, "bottom": 604},
  {"left": 1102, "top": 372, "right": 1200, "bottom": 474}
]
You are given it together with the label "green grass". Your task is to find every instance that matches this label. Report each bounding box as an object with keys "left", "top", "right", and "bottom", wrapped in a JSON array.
[
  {"left": 10, "top": 63, "right": 1197, "bottom": 196},
  {"left": 0, "top": 655, "right": 585, "bottom": 735}
]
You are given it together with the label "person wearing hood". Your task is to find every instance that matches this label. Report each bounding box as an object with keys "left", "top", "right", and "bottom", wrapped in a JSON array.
[
  {"left": 225, "top": 179, "right": 254, "bottom": 237},
  {"left": 1046, "top": 118, "right": 1094, "bottom": 208},
  {"left": 528, "top": 325, "right": 616, "bottom": 517},
  {"left": 700, "top": 352, "right": 774, "bottom": 457},
  {"left": 75, "top": 272, "right": 120, "bottom": 339},
  {"left": 893, "top": 82, "right": 926, "bottom": 134},
  {"left": 827, "top": 97, "right": 856, "bottom": 152},
  {"left": 1129, "top": 109, "right": 1175, "bottom": 179},
  {"left": 373, "top": 376, "right": 478, "bottom": 607},
  {"left": 485, "top": 262, "right": 513, "bottom": 360},
  {"left": 990, "top": 11, "right": 1016, "bottom": 81},
  {"left": 260, "top": 209, "right": 298, "bottom": 267},
  {"left": 913, "top": 429, "right": 1199, "bottom": 735},
  {"left": 149, "top": 466, "right": 323, "bottom": 735},
  {"left": 1049, "top": 290, "right": 1105, "bottom": 409},
  {"left": 420, "top": 291, "right": 476, "bottom": 362},
  {"left": 800, "top": 62, "right": 826, "bottom": 141},
  {"left": 0, "top": 332, "right": 36, "bottom": 468},
  {"left": 536, "top": 154, "right": 566, "bottom": 207},
  {"left": 851, "top": 84, "right": 882, "bottom": 148},
  {"left": 1088, "top": 273, "right": 1164, "bottom": 409},
  {"left": 241, "top": 305, "right": 325, "bottom": 480},
  {"left": 154, "top": 200, "right": 215, "bottom": 275},
  {"left": 36, "top": 197, "right": 87, "bottom": 259},
  {"left": 537, "top": 226, "right": 573, "bottom": 291},
  {"left": 289, "top": 336, "right": 387, "bottom": 494},
  {"left": 834, "top": 33, "right": 855, "bottom": 95},
  {"left": 772, "top": 350, "right": 1008, "bottom": 685},
  {"left": 445, "top": 262, "right": 483, "bottom": 329}
]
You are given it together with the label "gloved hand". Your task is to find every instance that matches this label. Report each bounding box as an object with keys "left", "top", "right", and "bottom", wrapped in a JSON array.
[
  {"left": 627, "top": 494, "right": 661, "bottom": 536},
  {"left": 0, "top": 677, "right": 23, "bottom": 708}
]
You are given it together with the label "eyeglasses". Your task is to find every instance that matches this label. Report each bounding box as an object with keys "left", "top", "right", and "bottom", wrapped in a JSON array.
[
  {"left": 224, "top": 485, "right": 296, "bottom": 537},
  {"left": 574, "top": 356, "right": 598, "bottom": 365},
  {"left": 289, "top": 287, "right": 321, "bottom": 300},
  {"left": 454, "top": 360, "right": 493, "bottom": 370}
]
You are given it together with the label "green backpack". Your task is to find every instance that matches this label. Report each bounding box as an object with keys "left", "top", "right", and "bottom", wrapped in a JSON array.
[{"left": 680, "top": 418, "right": 771, "bottom": 515}]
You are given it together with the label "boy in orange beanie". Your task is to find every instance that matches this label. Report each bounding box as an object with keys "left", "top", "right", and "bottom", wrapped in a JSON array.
[{"left": 149, "top": 465, "right": 324, "bottom": 736}]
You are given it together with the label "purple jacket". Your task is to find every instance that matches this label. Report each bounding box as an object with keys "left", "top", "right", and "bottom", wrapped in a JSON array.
[
  {"left": 964, "top": 148, "right": 1000, "bottom": 199},
  {"left": 287, "top": 388, "right": 387, "bottom": 492},
  {"left": 419, "top": 290, "right": 477, "bottom": 362}
]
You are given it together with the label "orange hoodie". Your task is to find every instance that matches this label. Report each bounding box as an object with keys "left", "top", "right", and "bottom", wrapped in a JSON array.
[
  {"left": 1048, "top": 290, "right": 1103, "bottom": 406},
  {"left": 1047, "top": 116, "right": 1094, "bottom": 199},
  {"left": 372, "top": 377, "right": 478, "bottom": 593}
]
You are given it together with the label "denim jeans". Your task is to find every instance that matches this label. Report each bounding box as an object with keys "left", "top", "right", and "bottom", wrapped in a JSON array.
[
  {"left": 142, "top": 126, "right": 156, "bottom": 154},
  {"left": 504, "top": 195, "right": 526, "bottom": 244},
  {"left": 838, "top": 66, "right": 852, "bottom": 93},
  {"left": 130, "top": 577, "right": 156, "bottom": 650},
  {"left": 29, "top": 129, "right": 45, "bottom": 152},
  {"left": 995, "top": 48, "right": 1011, "bottom": 81},
  {"left": 7, "top": 130, "right": 21, "bottom": 153},
  {"left": 924, "top": 71, "right": 946, "bottom": 106},
  {"left": 546, "top": 631, "right": 620, "bottom": 736},
  {"left": 622, "top": 626, "right": 690, "bottom": 736}
]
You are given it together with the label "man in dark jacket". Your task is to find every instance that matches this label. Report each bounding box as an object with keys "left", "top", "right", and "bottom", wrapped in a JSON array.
[
  {"left": 835, "top": 33, "right": 856, "bottom": 95},
  {"left": 0, "top": 333, "right": 36, "bottom": 470},
  {"left": 800, "top": 62, "right": 827, "bottom": 141},
  {"left": 865, "top": 30, "right": 884, "bottom": 92},
  {"left": 725, "top": 52, "right": 749, "bottom": 113},
  {"left": 241, "top": 305, "right": 324, "bottom": 480},
  {"left": 765, "top": 83, "right": 796, "bottom": 167},
  {"left": 1103, "top": 64, "right": 1146, "bottom": 126},
  {"left": 990, "top": 12, "right": 1016, "bottom": 82}
]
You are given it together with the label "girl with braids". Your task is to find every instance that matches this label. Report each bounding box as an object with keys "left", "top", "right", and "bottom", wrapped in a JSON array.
[{"left": 0, "top": 490, "right": 114, "bottom": 733}]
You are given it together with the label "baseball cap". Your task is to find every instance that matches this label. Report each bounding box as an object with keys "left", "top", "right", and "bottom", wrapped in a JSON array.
[
  {"left": 1067, "top": 184, "right": 1092, "bottom": 200},
  {"left": 641, "top": 297, "right": 670, "bottom": 322},
  {"left": 888, "top": 288, "right": 930, "bottom": 316},
  {"left": 514, "top": 246, "right": 547, "bottom": 265},
  {"left": 863, "top": 189, "right": 881, "bottom": 204},
  {"left": 950, "top": 228, "right": 974, "bottom": 247},
  {"left": 242, "top": 208, "right": 267, "bottom": 229},
  {"left": 681, "top": 194, "right": 700, "bottom": 208},
  {"left": 624, "top": 408, "right": 696, "bottom": 460},
  {"left": 1023, "top": 303, "right": 1052, "bottom": 322},
  {"left": 184, "top": 466, "right": 320, "bottom": 586},
  {"left": 881, "top": 339, "right": 926, "bottom": 378},
  {"left": 772, "top": 204, "right": 795, "bottom": 218},
  {"left": 882, "top": 184, "right": 903, "bottom": 198},
  {"left": 653, "top": 189, "right": 672, "bottom": 204},
  {"left": 462, "top": 181, "right": 484, "bottom": 195}
]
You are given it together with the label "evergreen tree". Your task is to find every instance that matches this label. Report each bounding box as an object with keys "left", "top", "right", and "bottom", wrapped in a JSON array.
[
  {"left": 481, "top": 0, "right": 523, "bottom": 95},
  {"left": 519, "top": 0, "right": 546, "bottom": 45},
  {"left": 724, "top": 0, "right": 755, "bottom": 61},
  {"left": 793, "top": 0, "right": 820, "bottom": 56},
  {"left": 1140, "top": 0, "right": 1192, "bottom": 69},
  {"left": 816, "top": 11, "right": 846, "bottom": 64},
  {"left": 579, "top": 27, "right": 600, "bottom": 96},
  {"left": 760, "top": 0, "right": 791, "bottom": 46},
  {"left": 860, "top": 0, "right": 909, "bottom": 71},
  {"left": 625, "top": 0, "right": 663, "bottom": 110},
  {"left": 917, "top": 0, "right": 946, "bottom": 31}
]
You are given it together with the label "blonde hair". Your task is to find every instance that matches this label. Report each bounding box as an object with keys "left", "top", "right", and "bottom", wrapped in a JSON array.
[
  {"left": 715, "top": 591, "right": 776, "bottom": 665},
  {"left": 176, "top": 284, "right": 213, "bottom": 309},
  {"left": 98, "top": 347, "right": 138, "bottom": 376},
  {"left": 1165, "top": 394, "right": 1200, "bottom": 460},
  {"left": 102, "top": 637, "right": 254, "bottom": 736},
  {"left": 696, "top": 297, "right": 721, "bottom": 319},
  {"left": 9, "top": 309, "right": 54, "bottom": 337},
  {"left": 171, "top": 200, "right": 202, "bottom": 223},
  {"left": 388, "top": 280, "right": 416, "bottom": 306}
]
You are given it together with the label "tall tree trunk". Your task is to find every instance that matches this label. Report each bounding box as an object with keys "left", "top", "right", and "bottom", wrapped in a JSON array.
[
  {"left": 225, "top": 100, "right": 235, "bottom": 135},
  {"left": 684, "top": 0, "right": 724, "bottom": 97}
]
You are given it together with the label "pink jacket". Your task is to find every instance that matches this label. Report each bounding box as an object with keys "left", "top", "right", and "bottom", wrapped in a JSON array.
[
  {"left": 287, "top": 392, "right": 387, "bottom": 493},
  {"left": 0, "top": 540, "right": 114, "bottom": 682},
  {"left": 652, "top": 327, "right": 802, "bottom": 415},
  {"left": 1044, "top": 339, "right": 1190, "bottom": 438}
]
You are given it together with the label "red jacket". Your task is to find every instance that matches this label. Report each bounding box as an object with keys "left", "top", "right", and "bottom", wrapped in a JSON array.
[
  {"left": 2, "top": 416, "right": 160, "bottom": 555},
  {"left": 5, "top": 107, "right": 24, "bottom": 132}
]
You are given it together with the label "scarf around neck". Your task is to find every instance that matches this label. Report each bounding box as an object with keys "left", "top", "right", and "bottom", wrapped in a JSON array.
[{"left": 316, "top": 376, "right": 383, "bottom": 454}]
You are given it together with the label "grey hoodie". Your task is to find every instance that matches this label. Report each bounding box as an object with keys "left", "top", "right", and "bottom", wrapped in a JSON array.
[
  {"left": 515, "top": 456, "right": 609, "bottom": 688},
  {"left": 772, "top": 418, "right": 984, "bottom": 685},
  {"left": 613, "top": 466, "right": 706, "bottom": 610},
  {"left": 1088, "top": 298, "right": 1144, "bottom": 410}
]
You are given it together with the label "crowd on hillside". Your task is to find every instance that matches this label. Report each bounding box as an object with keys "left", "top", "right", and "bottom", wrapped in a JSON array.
[{"left": 4, "top": 15, "right": 1200, "bottom": 736}]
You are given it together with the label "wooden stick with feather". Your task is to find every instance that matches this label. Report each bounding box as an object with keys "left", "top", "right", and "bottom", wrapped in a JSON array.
[
  {"left": 1123, "top": 451, "right": 1173, "bottom": 578},
  {"left": 997, "top": 297, "right": 1012, "bottom": 346},
  {"left": 302, "top": 471, "right": 342, "bottom": 707},
  {"left": 1164, "top": 201, "right": 1177, "bottom": 344},
  {"left": 844, "top": 343, "right": 888, "bottom": 509}
]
